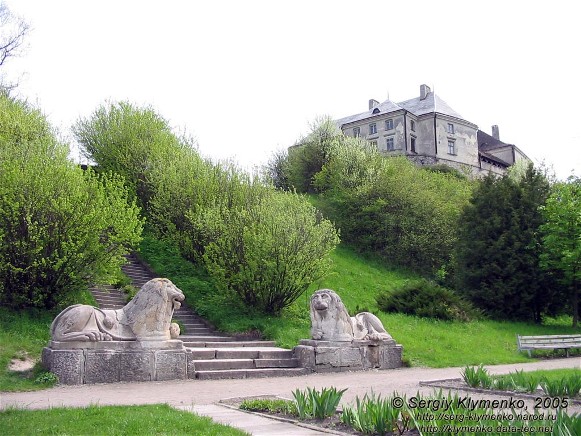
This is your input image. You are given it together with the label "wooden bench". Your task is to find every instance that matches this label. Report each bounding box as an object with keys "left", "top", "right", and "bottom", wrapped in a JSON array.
[{"left": 517, "top": 334, "right": 581, "bottom": 357}]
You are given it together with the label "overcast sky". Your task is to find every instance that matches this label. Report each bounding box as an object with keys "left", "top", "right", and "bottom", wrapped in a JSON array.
[{"left": 4, "top": 0, "right": 580, "bottom": 179}]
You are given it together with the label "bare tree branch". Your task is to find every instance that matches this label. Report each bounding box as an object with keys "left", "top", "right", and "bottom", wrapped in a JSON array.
[{"left": 0, "top": 2, "right": 30, "bottom": 90}]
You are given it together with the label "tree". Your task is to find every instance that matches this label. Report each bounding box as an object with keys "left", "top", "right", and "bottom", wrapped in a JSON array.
[
  {"left": 455, "top": 165, "right": 552, "bottom": 322},
  {"left": 0, "top": 94, "right": 143, "bottom": 310},
  {"left": 0, "top": 2, "right": 30, "bottom": 91},
  {"left": 72, "top": 101, "right": 194, "bottom": 209},
  {"left": 540, "top": 177, "right": 581, "bottom": 327},
  {"left": 279, "top": 117, "right": 343, "bottom": 193}
]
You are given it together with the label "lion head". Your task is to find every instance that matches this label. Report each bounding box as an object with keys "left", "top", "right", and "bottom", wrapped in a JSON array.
[
  {"left": 310, "top": 289, "right": 353, "bottom": 341},
  {"left": 123, "top": 278, "right": 185, "bottom": 341}
]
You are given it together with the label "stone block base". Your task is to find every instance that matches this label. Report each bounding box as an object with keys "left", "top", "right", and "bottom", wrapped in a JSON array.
[
  {"left": 294, "top": 339, "right": 403, "bottom": 372},
  {"left": 42, "top": 341, "right": 195, "bottom": 384}
]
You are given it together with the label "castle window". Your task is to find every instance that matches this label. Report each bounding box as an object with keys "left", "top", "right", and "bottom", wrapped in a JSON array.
[
  {"left": 353, "top": 127, "right": 360, "bottom": 137},
  {"left": 370, "top": 140, "right": 378, "bottom": 149},
  {"left": 386, "top": 136, "right": 395, "bottom": 151},
  {"left": 448, "top": 123, "right": 455, "bottom": 134},
  {"left": 385, "top": 119, "right": 394, "bottom": 130},
  {"left": 372, "top": 108, "right": 380, "bottom": 114},
  {"left": 410, "top": 120, "right": 416, "bottom": 132},
  {"left": 448, "top": 140, "right": 456, "bottom": 155},
  {"left": 369, "top": 123, "right": 377, "bottom": 135},
  {"left": 410, "top": 136, "right": 416, "bottom": 153}
]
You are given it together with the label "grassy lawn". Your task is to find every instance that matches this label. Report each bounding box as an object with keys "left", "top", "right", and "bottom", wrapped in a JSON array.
[
  {"left": 138, "top": 234, "right": 580, "bottom": 367},
  {"left": 0, "top": 404, "right": 246, "bottom": 435},
  {"left": 0, "top": 308, "right": 57, "bottom": 392}
]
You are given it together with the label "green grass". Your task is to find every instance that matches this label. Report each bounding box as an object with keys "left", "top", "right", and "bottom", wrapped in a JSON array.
[
  {"left": 382, "top": 313, "right": 578, "bottom": 367},
  {"left": 0, "top": 308, "right": 57, "bottom": 392},
  {"left": 0, "top": 404, "right": 246, "bottom": 435},
  {"left": 138, "top": 234, "right": 579, "bottom": 367}
]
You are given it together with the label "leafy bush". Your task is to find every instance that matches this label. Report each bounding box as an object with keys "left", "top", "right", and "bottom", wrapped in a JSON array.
[
  {"left": 0, "top": 95, "right": 143, "bottom": 310},
  {"left": 376, "top": 279, "right": 479, "bottom": 321},
  {"left": 197, "top": 190, "right": 340, "bottom": 314},
  {"left": 313, "top": 142, "right": 474, "bottom": 274},
  {"left": 72, "top": 101, "right": 194, "bottom": 209}
]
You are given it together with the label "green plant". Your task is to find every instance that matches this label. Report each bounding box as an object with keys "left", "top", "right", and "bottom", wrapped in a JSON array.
[
  {"left": 239, "top": 398, "right": 297, "bottom": 415},
  {"left": 376, "top": 279, "right": 480, "bottom": 321},
  {"left": 34, "top": 371, "right": 58, "bottom": 385},
  {"left": 198, "top": 190, "right": 339, "bottom": 314},
  {"left": 491, "top": 376, "right": 514, "bottom": 391},
  {"left": 0, "top": 94, "right": 143, "bottom": 310},
  {"left": 563, "top": 373, "right": 581, "bottom": 397},
  {"left": 455, "top": 165, "right": 554, "bottom": 323},
  {"left": 508, "top": 369, "right": 540, "bottom": 393},
  {"left": 292, "top": 387, "right": 346, "bottom": 419},
  {"left": 540, "top": 176, "right": 581, "bottom": 327},
  {"left": 341, "top": 392, "right": 405, "bottom": 435},
  {"left": 461, "top": 364, "right": 491, "bottom": 388},
  {"left": 0, "top": 404, "right": 246, "bottom": 435},
  {"left": 122, "top": 284, "right": 139, "bottom": 302}
]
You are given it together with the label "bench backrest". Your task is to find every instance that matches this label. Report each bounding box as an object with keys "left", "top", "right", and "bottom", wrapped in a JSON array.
[{"left": 517, "top": 334, "right": 581, "bottom": 348}]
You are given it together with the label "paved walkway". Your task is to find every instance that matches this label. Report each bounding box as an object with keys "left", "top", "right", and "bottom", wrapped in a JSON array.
[{"left": 1, "top": 358, "right": 579, "bottom": 435}]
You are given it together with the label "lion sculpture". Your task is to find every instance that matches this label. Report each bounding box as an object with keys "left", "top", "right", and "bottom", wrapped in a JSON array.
[
  {"left": 50, "top": 278, "right": 185, "bottom": 342},
  {"left": 310, "top": 289, "right": 392, "bottom": 342}
]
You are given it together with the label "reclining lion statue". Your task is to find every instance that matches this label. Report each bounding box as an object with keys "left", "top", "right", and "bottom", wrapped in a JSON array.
[
  {"left": 50, "top": 278, "right": 185, "bottom": 342},
  {"left": 310, "top": 289, "right": 392, "bottom": 342}
]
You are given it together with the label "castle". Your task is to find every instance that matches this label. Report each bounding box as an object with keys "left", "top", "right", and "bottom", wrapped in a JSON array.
[{"left": 336, "top": 84, "right": 530, "bottom": 175}]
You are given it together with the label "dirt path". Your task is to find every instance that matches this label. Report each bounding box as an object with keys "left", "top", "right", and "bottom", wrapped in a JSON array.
[{"left": 1, "top": 358, "right": 579, "bottom": 411}]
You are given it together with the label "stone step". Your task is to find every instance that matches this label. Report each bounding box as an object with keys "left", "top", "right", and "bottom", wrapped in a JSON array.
[
  {"left": 195, "top": 367, "right": 308, "bottom": 380},
  {"left": 192, "top": 358, "right": 299, "bottom": 371},
  {"left": 193, "top": 359, "right": 256, "bottom": 371},
  {"left": 184, "top": 340, "right": 277, "bottom": 348},
  {"left": 93, "top": 295, "right": 125, "bottom": 302},
  {"left": 182, "top": 336, "right": 239, "bottom": 345}
]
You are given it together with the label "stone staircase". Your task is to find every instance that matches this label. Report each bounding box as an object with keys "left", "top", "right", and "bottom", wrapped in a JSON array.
[{"left": 90, "top": 254, "right": 307, "bottom": 380}]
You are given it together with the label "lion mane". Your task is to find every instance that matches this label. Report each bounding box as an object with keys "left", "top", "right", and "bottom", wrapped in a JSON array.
[
  {"left": 50, "top": 278, "right": 185, "bottom": 342},
  {"left": 310, "top": 289, "right": 392, "bottom": 342}
]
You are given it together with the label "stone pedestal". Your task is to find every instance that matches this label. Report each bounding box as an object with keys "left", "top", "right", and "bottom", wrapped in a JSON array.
[
  {"left": 42, "top": 340, "right": 196, "bottom": 384},
  {"left": 294, "top": 339, "right": 403, "bottom": 373}
]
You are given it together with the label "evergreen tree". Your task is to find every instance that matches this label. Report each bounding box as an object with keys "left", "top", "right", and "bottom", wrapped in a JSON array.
[{"left": 455, "top": 165, "right": 551, "bottom": 321}]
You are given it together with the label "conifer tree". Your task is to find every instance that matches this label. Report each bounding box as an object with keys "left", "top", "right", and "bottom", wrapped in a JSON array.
[{"left": 455, "top": 165, "right": 551, "bottom": 321}]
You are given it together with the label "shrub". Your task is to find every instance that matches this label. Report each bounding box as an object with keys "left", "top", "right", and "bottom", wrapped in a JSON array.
[
  {"left": 196, "top": 190, "right": 340, "bottom": 314},
  {"left": 315, "top": 144, "right": 474, "bottom": 274},
  {"left": 0, "top": 95, "right": 143, "bottom": 310},
  {"left": 376, "top": 279, "right": 479, "bottom": 321}
]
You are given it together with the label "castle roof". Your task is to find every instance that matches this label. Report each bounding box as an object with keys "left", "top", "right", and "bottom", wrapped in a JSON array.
[{"left": 337, "top": 91, "right": 467, "bottom": 127}]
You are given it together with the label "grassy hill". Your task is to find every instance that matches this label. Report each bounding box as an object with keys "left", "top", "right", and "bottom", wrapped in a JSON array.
[
  {"left": 138, "top": 235, "right": 579, "bottom": 367},
  {"left": 1, "top": 235, "right": 578, "bottom": 392}
]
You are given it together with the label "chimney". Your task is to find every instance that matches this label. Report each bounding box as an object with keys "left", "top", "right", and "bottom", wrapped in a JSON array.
[
  {"left": 491, "top": 125, "right": 500, "bottom": 140},
  {"left": 369, "top": 99, "right": 379, "bottom": 110},
  {"left": 420, "top": 84, "right": 431, "bottom": 100}
]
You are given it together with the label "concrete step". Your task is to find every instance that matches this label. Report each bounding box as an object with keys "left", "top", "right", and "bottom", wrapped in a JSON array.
[{"left": 195, "top": 367, "right": 308, "bottom": 380}]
